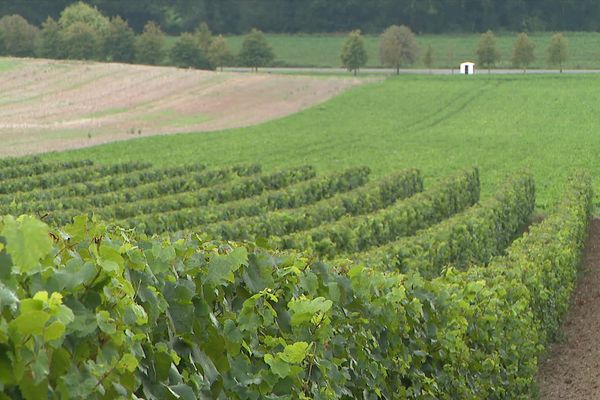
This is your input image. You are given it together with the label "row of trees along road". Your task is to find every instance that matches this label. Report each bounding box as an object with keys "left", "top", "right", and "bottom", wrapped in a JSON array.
[
  {"left": 341, "top": 27, "right": 571, "bottom": 75},
  {"left": 0, "top": 2, "right": 275, "bottom": 71}
]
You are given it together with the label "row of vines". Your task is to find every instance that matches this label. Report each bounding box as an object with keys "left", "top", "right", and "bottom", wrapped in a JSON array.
[{"left": 0, "top": 157, "right": 592, "bottom": 398}]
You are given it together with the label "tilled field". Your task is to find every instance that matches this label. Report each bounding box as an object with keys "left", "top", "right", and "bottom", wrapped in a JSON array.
[{"left": 0, "top": 58, "right": 359, "bottom": 156}]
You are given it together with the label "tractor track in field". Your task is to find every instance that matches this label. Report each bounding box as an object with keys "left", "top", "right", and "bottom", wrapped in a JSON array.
[{"left": 537, "top": 217, "right": 600, "bottom": 399}]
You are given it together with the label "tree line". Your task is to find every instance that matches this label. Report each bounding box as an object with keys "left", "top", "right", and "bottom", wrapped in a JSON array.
[
  {"left": 0, "top": 2, "right": 573, "bottom": 74},
  {"left": 0, "top": 2, "right": 275, "bottom": 71},
  {"left": 3, "top": 0, "right": 600, "bottom": 35},
  {"left": 341, "top": 28, "right": 571, "bottom": 74}
]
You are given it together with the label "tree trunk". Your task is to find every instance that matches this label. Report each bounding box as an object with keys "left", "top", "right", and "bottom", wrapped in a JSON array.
[
  {"left": 353, "top": 69, "right": 357, "bottom": 76},
  {"left": 396, "top": 66, "right": 399, "bottom": 75}
]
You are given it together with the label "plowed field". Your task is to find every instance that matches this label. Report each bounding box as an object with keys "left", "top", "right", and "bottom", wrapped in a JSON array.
[{"left": 0, "top": 58, "right": 359, "bottom": 156}]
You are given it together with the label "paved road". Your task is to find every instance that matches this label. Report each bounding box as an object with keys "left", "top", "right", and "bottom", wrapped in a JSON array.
[{"left": 224, "top": 67, "right": 600, "bottom": 75}]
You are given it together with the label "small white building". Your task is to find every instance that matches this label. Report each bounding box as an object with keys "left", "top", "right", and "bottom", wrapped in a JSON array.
[{"left": 460, "top": 62, "right": 475, "bottom": 75}]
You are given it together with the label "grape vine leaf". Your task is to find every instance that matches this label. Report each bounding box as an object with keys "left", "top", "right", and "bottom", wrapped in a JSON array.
[
  {"left": 1, "top": 215, "right": 53, "bottom": 273},
  {"left": 205, "top": 247, "right": 248, "bottom": 286}
]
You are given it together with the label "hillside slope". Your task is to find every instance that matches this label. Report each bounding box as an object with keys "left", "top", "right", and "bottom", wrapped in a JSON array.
[{"left": 0, "top": 58, "right": 359, "bottom": 156}]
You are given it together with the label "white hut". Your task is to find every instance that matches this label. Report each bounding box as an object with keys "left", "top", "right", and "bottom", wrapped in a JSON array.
[{"left": 460, "top": 62, "right": 475, "bottom": 75}]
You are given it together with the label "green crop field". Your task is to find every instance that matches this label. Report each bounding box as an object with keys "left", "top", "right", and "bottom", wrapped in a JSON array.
[
  {"left": 213, "top": 31, "right": 600, "bottom": 69},
  {"left": 45, "top": 74, "right": 600, "bottom": 210}
]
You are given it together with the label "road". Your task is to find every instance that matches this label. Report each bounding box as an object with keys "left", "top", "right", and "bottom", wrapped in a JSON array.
[{"left": 224, "top": 67, "right": 600, "bottom": 75}]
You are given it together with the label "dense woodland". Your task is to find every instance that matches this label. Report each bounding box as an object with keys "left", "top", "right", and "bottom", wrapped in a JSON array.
[{"left": 2, "top": 0, "right": 600, "bottom": 34}]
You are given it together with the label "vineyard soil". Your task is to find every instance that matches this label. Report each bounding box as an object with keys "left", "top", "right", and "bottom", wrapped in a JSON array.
[
  {"left": 538, "top": 218, "right": 600, "bottom": 399},
  {"left": 0, "top": 58, "right": 359, "bottom": 156}
]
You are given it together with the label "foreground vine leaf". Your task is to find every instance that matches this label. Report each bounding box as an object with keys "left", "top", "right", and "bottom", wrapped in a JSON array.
[{"left": 1, "top": 215, "right": 52, "bottom": 273}]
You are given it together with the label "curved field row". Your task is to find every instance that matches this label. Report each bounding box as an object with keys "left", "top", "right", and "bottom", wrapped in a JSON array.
[
  {"left": 0, "top": 157, "right": 552, "bottom": 280},
  {"left": 121, "top": 166, "right": 371, "bottom": 234},
  {"left": 360, "top": 171, "right": 536, "bottom": 277},
  {"left": 275, "top": 168, "right": 479, "bottom": 257},
  {"left": 7, "top": 165, "right": 259, "bottom": 217},
  {"left": 0, "top": 163, "right": 590, "bottom": 398},
  {"left": 49, "top": 166, "right": 316, "bottom": 226}
]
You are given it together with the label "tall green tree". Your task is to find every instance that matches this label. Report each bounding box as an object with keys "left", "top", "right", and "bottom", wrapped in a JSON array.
[
  {"left": 208, "top": 34, "right": 233, "bottom": 71},
  {"left": 476, "top": 30, "right": 501, "bottom": 73},
  {"left": 379, "top": 25, "right": 418, "bottom": 74},
  {"left": 59, "top": 2, "right": 108, "bottom": 60},
  {"left": 0, "top": 15, "right": 38, "bottom": 57},
  {"left": 511, "top": 32, "right": 535, "bottom": 72},
  {"left": 59, "top": 2, "right": 109, "bottom": 33},
  {"left": 238, "top": 28, "right": 274, "bottom": 71},
  {"left": 548, "top": 32, "right": 569, "bottom": 73},
  {"left": 62, "top": 21, "right": 100, "bottom": 60},
  {"left": 104, "top": 16, "right": 135, "bottom": 63},
  {"left": 423, "top": 43, "right": 434, "bottom": 72},
  {"left": 36, "top": 17, "right": 63, "bottom": 59},
  {"left": 135, "top": 21, "right": 166, "bottom": 65},
  {"left": 170, "top": 32, "right": 212, "bottom": 69},
  {"left": 341, "top": 29, "right": 367, "bottom": 75},
  {"left": 195, "top": 21, "right": 213, "bottom": 52}
]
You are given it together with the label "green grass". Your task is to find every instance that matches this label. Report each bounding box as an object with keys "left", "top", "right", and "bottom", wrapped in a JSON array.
[
  {"left": 85, "top": 107, "right": 129, "bottom": 118},
  {"left": 0, "top": 58, "right": 22, "bottom": 72},
  {"left": 43, "top": 74, "right": 600, "bottom": 210},
  {"left": 142, "top": 109, "right": 209, "bottom": 127},
  {"left": 212, "top": 32, "right": 600, "bottom": 69}
]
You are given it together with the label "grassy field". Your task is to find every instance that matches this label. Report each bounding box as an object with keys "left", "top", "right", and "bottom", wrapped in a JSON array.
[
  {"left": 216, "top": 31, "right": 600, "bottom": 69},
  {"left": 0, "top": 58, "right": 22, "bottom": 72},
  {"left": 43, "top": 73, "right": 600, "bottom": 210}
]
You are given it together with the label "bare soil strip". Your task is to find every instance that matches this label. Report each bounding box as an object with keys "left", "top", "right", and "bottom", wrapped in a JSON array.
[
  {"left": 0, "top": 58, "right": 361, "bottom": 157},
  {"left": 537, "top": 218, "right": 600, "bottom": 399}
]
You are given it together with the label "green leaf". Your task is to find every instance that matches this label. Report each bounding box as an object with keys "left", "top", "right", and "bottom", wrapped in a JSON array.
[
  {"left": 55, "top": 259, "right": 97, "bottom": 291},
  {"left": 98, "top": 244, "right": 124, "bottom": 273},
  {"left": 44, "top": 321, "right": 65, "bottom": 342},
  {"left": 30, "top": 350, "right": 50, "bottom": 384},
  {"left": 238, "top": 298, "right": 261, "bottom": 333},
  {"left": 0, "top": 283, "right": 19, "bottom": 309},
  {"left": 165, "top": 384, "right": 196, "bottom": 400},
  {"left": 205, "top": 247, "right": 248, "bottom": 286},
  {"left": 18, "top": 298, "right": 43, "bottom": 314},
  {"left": 64, "top": 214, "right": 88, "bottom": 243},
  {"left": 192, "top": 348, "right": 220, "bottom": 385},
  {"left": 288, "top": 297, "right": 333, "bottom": 326},
  {"left": 1, "top": 215, "right": 53, "bottom": 273},
  {"left": 96, "top": 310, "right": 116, "bottom": 335},
  {"left": 243, "top": 253, "right": 274, "bottom": 293},
  {"left": 55, "top": 305, "right": 75, "bottom": 326},
  {"left": 19, "top": 374, "right": 48, "bottom": 400},
  {"left": 11, "top": 310, "right": 50, "bottom": 336},
  {"left": 118, "top": 353, "right": 139, "bottom": 373},
  {"left": 264, "top": 354, "right": 291, "bottom": 379},
  {"left": 279, "top": 342, "right": 309, "bottom": 364},
  {"left": 0, "top": 350, "right": 15, "bottom": 385}
]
